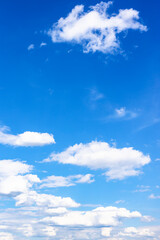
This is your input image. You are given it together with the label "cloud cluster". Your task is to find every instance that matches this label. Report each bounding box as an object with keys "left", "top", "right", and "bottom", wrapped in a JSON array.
[
  {"left": 42, "top": 206, "right": 141, "bottom": 227},
  {"left": 48, "top": 1, "right": 147, "bottom": 53},
  {"left": 0, "top": 127, "right": 55, "bottom": 146},
  {"left": 44, "top": 141, "right": 150, "bottom": 180},
  {"left": 0, "top": 160, "right": 39, "bottom": 196}
]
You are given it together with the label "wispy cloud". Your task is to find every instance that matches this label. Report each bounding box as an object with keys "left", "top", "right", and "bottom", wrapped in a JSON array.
[
  {"left": 108, "top": 107, "right": 138, "bottom": 120},
  {"left": 48, "top": 1, "right": 147, "bottom": 54},
  {"left": 27, "top": 44, "right": 34, "bottom": 50},
  {"left": 40, "top": 174, "right": 94, "bottom": 188},
  {"left": 40, "top": 42, "right": 47, "bottom": 47},
  {"left": 149, "top": 194, "right": 160, "bottom": 199}
]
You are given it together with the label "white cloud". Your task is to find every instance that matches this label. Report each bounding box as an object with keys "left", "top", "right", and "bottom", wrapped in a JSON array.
[
  {"left": 110, "top": 107, "right": 138, "bottom": 120},
  {"left": 118, "top": 226, "right": 155, "bottom": 238},
  {"left": 0, "top": 232, "right": 14, "bottom": 240},
  {"left": 101, "top": 227, "right": 113, "bottom": 237},
  {"left": 27, "top": 44, "right": 34, "bottom": 50},
  {"left": 0, "top": 127, "right": 55, "bottom": 146},
  {"left": 40, "top": 174, "right": 94, "bottom": 188},
  {"left": 48, "top": 1, "right": 147, "bottom": 54},
  {"left": 134, "top": 185, "right": 150, "bottom": 193},
  {"left": 44, "top": 141, "right": 150, "bottom": 180},
  {"left": 15, "top": 190, "right": 80, "bottom": 208},
  {"left": 40, "top": 42, "right": 47, "bottom": 47},
  {"left": 0, "top": 160, "right": 40, "bottom": 196},
  {"left": 42, "top": 206, "right": 141, "bottom": 227},
  {"left": 149, "top": 194, "right": 160, "bottom": 199}
]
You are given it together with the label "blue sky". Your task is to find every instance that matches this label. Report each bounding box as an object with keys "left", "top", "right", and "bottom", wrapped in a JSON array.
[{"left": 0, "top": 0, "right": 160, "bottom": 239}]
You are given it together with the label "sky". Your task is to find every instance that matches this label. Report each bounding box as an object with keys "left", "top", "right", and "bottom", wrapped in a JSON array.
[{"left": 0, "top": 0, "right": 160, "bottom": 239}]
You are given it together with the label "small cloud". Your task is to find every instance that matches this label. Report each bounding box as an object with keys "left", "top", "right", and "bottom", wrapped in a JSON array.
[
  {"left": 108, "top": 107, "right": 138, "bottom": 120},
  {"left": 89, "top": 88, "right": 104, "bottom": 102},
  {"left": 27, "top": 44, "right": 34, "bottom": 51},
  {"left": 134, "top": 185, "right": 150, "bottom": 193},
  {"left": 149, "top": 194, "right": 160, "bottom": 199},
  {"left": 40, "top": 42, "right": 47, "bottom": 47},
  {"left": 115, "top": 200, "right": 125, "bottom": 204}
]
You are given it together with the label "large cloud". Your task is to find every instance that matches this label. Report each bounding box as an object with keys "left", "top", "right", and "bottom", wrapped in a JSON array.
[
  {"left": 42, "top": 206, "right": 141, "bottom": 227},
  {"left": 44, "top": 141, "right": 151, "bottom": 180},
  {"left": 48, "top": 1, "right": 147, "bottom": 53},
  {"left": 0, "top": 127, "right": 55, "bottom": 147}
]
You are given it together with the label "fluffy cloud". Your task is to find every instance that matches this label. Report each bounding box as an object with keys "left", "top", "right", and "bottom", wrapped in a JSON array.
[
  {"left": 42, "top": 206, "right": 141, "bottom": 227},
  {"left": 118, "top": 226, "right": 155, "bottom": 238},
  {"left": 15, "top": 190, "right": 80, "bottom": 208},
  {"left": 0, "top": 127, "right": 55, "bottom": 146},
  {"left": 40, "top": 174, "right": 94, "bottom": 188},
  {"left": 44, "top": 141, "right": 151, "bottom": 180},
  {"left": 48, "top": 1, "right": 147, "bottom": 53},
  {"left": 0, "top": 160, "right": 40, "bottom": 196},
  {"left": 0, "top": 232, "right": 14, "bottom": 240}
]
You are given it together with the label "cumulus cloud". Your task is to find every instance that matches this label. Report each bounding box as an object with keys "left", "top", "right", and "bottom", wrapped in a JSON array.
[
  {"left": 40, "top": 174, "right": 94, "bottom": 188},
  {"left": 42, "top": 206, "right": 141, "bottom": 227},
  {"left": 0, "top": 127, "right": 55, "bottom": 146},
  {"left": 15, "top": 190, "right": 80, "bottom": 208},
  {"left": 0, "top": 160, "right": 40, "bottom": 196},
  {"left": 118, "top": 226, "right": 155, "bottom": 238},
  {"left": 44, "top": 141, "right": 151, "bottom": 180},
  {"left": 48, "top": 1, "right": 147, "bottom": 54}
]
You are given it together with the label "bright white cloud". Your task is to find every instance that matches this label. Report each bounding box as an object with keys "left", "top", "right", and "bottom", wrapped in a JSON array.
[
  {"left": 48, "top": 1, "right": 147, "bottom": 54},
  {"left": 101, "top": 227, "right": 113, "bottom": 237},
  {"left": 0, "top": 160, "right": 40, "bottom": 196},
  {"left": 42, "top": 206, "right": 141, "bottom": 227},
  {"left": 44, "top": 141, "right": 151, "bottom": 180},
  {"left": 15, "top": 190, "right": 80, "bottom": 208},
  {"left": 40, "top": 174, "right": 94, "bottom": 188},
  {"left": 0, "top": 127, "right": 55, "bottom": 146},
  {"left": 118, "top": 226, "right": 155, "bottom": 238},
  {"left": 27, "top": 44, "right": 34, "bottom": 50}
]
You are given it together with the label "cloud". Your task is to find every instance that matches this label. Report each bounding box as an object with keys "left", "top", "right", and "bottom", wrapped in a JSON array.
[
  {"left": 0, "top": 160, "right": 40, "bottom": 196},
  {"left": 48, "top": 1, "right": 147, "bottom": 54},
  {"left": 40, "top": 42, "right": 47, "bottom": 47},
  {"left": 44, "top": 141, "right": 150, "bottom": 180},
  {"left": 0, "top": 127, "right": 55, "bottom": 146},
  {"left": 40, "top": 174, "right": 94, "bottom": 188},
  {"left": 101, "top": 227, "right": 113, "bottom": 237},
  {"left": 110, "top": 107, "right": 138, "bottom": 120},
  {"left": 0, "top": 232, "right": 14, "bottom": 240},
  {"left": 134, "top": 185, "right": 150, "bottom": 193},
  {"left": 15, "top": 191, "right": 80, "bottom": 208},
  {"left": 149, "top": 194, "right": 160, "bottom": 199},
  {"left": 42, "top": 206, "right": 141, "bottom": 227},
  {"left": 118, "top": 226, "right": 155, "bottom": 238},
  {"left": 27, "top": 44, "right": 34, "bottom": 50}
]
